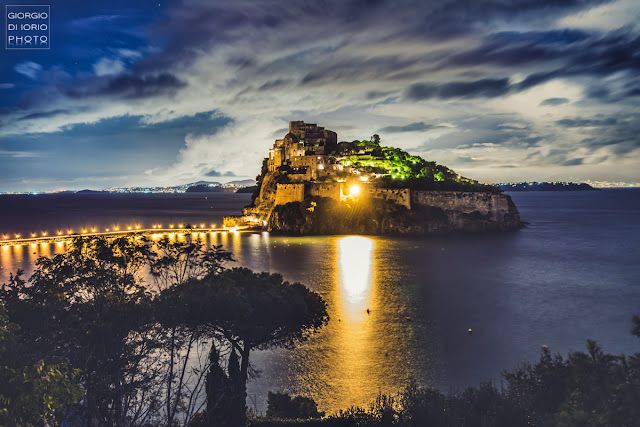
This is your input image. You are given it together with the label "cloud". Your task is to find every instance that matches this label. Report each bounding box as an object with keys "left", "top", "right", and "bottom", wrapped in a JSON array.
[
  {"left": 556, "top": 117, "right": 618, "bottom": 127},
  {"left": 0, "top": 149, "right": 41, "bottom": 158},
  {"left": 562, "top": 158, "right": 584, "bottom": 166},
  {"left": 18, "top": 109, "right": 70, "bottom": 121},
  {"left": 0, "top": 83, "right": 15, "bottom": 89},
  {"left": 93, "top": 58, "right": 126, "bottom": 76},
  {"left": 366, "top": 91, "right": 395, "bottom": 100},
  {"left": 65, "top": 73, "right": 186, "bottom": 99},
  {"left": 14, "top": 62, "right": 42, "bottom": 79},
  {"left": 1, "top": 0, "right": 639, "bottom": 190},
  {"left": 258, "top": 79, "right": 290, "bottom": 91},
  {"left": 406, "top": 78, "right": 511, "bottom": 100},
  {"left": 116, "top": 49, "right": 143, "bottom": 60},
  {"left": 205, "top": 170, "right": 236, "bottom": 177},
  {"left": 540, "top": 97, "right": 569, "bottom": 106},
  {"left": 379, "top": 122, "right": 442, "bottom": 133}
]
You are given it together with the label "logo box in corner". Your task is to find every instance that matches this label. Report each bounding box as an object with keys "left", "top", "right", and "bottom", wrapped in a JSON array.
[{"left": 6, "top": 5, "right": 50, "bottom": 49}]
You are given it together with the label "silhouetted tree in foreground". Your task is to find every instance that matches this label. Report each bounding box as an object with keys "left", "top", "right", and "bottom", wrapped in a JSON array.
[
  {"left": 266, "top": 392, "right": 325, "bottom": 419},
  {"left": 0, "top": 235, "right": 328, "bottom": 426},
  {"left": 160, "top": 267, "right": 330, "bottom": 426},
  {"left": 251, "top": 318, "right": 640, "bottom": 426}
]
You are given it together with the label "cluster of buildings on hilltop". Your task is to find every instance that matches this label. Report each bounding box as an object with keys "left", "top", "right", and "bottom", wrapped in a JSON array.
[
  {"left": 268, "top": 121, "right": 349, "bottom": 181},
  {"left": 228, "top": 120, "right": 522, "bottom": 232}
]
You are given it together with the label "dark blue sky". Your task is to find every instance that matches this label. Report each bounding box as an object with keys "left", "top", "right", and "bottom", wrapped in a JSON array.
[{"left": 0, "top": 0, "right": 639, "bottom": 191}]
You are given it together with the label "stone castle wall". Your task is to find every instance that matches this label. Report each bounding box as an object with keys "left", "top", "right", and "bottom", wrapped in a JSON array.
[
  {"left": 276, "top": 182, "right": 411, "bottom": 208},
  {"left": 307, "top": 183, "right": 341, "bottom": 200},
  {"left": 365, "top": 188, "right": 411, "bottom": 209},
  {"left": 275, "top": 183, "right": 305, "bottom": 206},
  {"left": 411, "top": 191, "right": 507, "bottom": 216}
]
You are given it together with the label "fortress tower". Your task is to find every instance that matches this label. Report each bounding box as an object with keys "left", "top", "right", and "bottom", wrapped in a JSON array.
[{"left": 267, "top": 121, "right": 337, "bottom": 172}]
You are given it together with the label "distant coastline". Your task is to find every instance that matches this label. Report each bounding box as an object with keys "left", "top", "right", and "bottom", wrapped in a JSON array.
[
  {"left": 497, "top": 182, "right": 598, "bottom": 191},
  {"left": 0, "top": 180, "right": 257, "bottom": 195}
]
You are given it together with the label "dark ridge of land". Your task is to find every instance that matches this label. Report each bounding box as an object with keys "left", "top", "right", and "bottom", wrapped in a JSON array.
[
  {"left": 498, "top": 182, "right": 598, "bottom": 191},
  {"left": 185, "top": 184, "right": 236, "bottom": 193},
  {"left": 236, "top": 185, "right": 258, "bottom": 194}
]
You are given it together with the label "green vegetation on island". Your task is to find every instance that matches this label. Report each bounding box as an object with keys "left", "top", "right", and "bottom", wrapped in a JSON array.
[{"left": 332, "top": 136, "right": 499, "bottom": 193}]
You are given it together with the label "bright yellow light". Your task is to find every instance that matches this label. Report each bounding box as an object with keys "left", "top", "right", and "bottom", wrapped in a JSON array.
[
  {"left": 360, "top": 176, "right": 368, "bottom": 182},
  {"left": 67, "top": 229, "right": 72, "bottom": 234},
  {"left": 91, "top": 228, "right": 96, "bottom": 233},
  {"left": 57, "top": 231, "right": 62, "bottom": 236},
  {"left": 135, "top": 225, "right": 140, "bottom": 230},
  {"left": 349, "top": 185, "right": 360, "bottom": 196},
  {"left": 200, "top": 223, "right": 205, "bottom": 228},
  {"left": 42, "top": 232, "right": 47, "bottom": 236},
  {"left": 127, "top": 226, "right": 132, "bottom": 230},
  {"left": 106, "top": 228, "right": 110, "bottom": 232},
  {"left": 31, "top": 233, "right": 36, "bottom": 237},
  {"left": 211, "top": 224, "right": 215, "bottom": 228},
  {"left": 169, "top": 224, "right": 174, "bottom": 229},
  {"left": 15, "top": 234, "right": 21, "bottom": 238},
  {"left": 179, "top": 224, "right": 184, "bottom": 229},
  {"left": 339, "top": 236, "right": 373, "bottom": 295},
  {"left": 2, "top": 235, "right": 8, "bottom": 239},
  {"left": 82, "top": 229, "right": 87, "bottom": 234},
  {"left": 114, "top": 226, "right": 119, "bottom": 231}
]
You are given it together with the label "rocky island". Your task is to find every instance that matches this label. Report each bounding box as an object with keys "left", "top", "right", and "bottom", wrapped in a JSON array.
[{"left": 226, "top": 121, "right": 522, "bottom": 234}]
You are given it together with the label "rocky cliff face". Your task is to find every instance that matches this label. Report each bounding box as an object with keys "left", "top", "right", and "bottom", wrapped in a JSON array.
[
  {"left": 410, "top": 191, "right": 521, "bottom": 232},
  {"left": 266, "top": 191, "right": 521, "bottom": 235},
  {"left": 243, "top": 172, "right": 280, "bottom": 219}
]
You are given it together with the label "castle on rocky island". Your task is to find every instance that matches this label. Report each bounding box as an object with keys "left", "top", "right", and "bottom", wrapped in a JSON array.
[
  {"left": 268, "top": 121, "right": 337, "bottom": 176},
  {"left": 227, "top": 121, "right": 521, "bottom": 234}
]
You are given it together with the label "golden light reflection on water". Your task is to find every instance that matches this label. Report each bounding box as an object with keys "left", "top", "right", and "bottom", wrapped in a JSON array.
[
  {"left": 264, "top": 235, "right": 431, "bottom": 414},
  {"left": 333, "top": 236, "right": 378, "bottom": 406},
  {"left": 338, "top": 236, "right": 374, "bottom": 310}
]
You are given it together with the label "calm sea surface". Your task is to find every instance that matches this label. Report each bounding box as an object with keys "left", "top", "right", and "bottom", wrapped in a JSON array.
[{"left": 0, "top": 190, "right": 639, "bottom": 414}]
